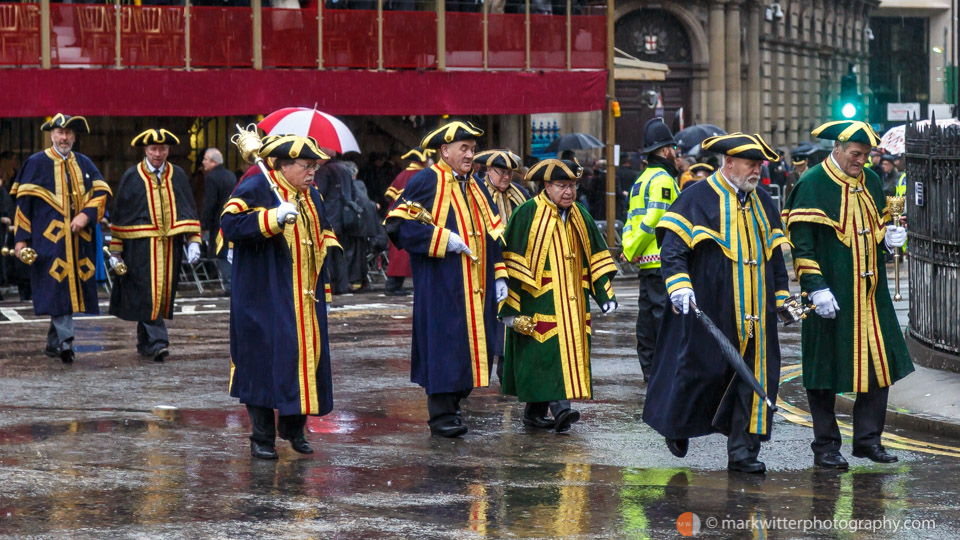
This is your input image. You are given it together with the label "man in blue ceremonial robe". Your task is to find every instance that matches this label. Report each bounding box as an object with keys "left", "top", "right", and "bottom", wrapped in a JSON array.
[
  {"left": 12, "top": 114, "right": 112, "bottom": 363},
  {"left": 642, "top": 133, "right": 790, "bottom": 474},
  {"left": 221, "top": 135, "right": 341, "bottom": 460},
  {"left": 108, "top": 129, "right": 202, "bottom": 363},
  {"left": 385, "top": 121, "right": 509, "bottom": 438}
]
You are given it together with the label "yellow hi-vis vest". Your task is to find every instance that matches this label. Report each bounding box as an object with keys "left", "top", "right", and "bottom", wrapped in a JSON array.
[
  {"left": 895, "top": 171, "right": 907, "bottom": 197},
  {"left": 622, "top": 165, "right": 678, "bottom": 268}
]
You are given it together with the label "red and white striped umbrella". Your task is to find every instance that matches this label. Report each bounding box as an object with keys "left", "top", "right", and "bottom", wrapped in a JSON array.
[{"left": 258, "top": 107, "right": 360, "bottom": 155}]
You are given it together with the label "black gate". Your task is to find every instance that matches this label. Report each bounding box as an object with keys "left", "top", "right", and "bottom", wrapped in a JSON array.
[{"left": 904, "top": 117, "right": 960, "bottom": 357}]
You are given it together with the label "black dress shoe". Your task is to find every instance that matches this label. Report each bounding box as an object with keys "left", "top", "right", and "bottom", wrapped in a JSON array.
[
  {"left": 814, "top": 451, "right": 849, "bottom": 469},
  {"left": 384, "top": 289, "right": 410, "bottom": 296},
  {"left": 153, "top": 348, "right": 170, "bottom": 363},
  {"left": 554, "top": 408, "right": 580, "bottom": 433},
  {"left": 287, "top": 437, "right": 314, "bottom": 454},
  {"left": 728, "top": 457, "right": 767, "bottom": 474},
  {"left": 59, "top": 342, "right": 74, "bottom": 364},
  {"left": 522, "top": 413, "right": 555, "bottom": 429},
  {"left": 666, "top": 437, "right": 689, "bottom": 458},
  {"left": 250, "top": 440, "right": 278, "bottom": 460},
  {"left": 44, "top": 346, "right": 60, "bottom": 358},
  {"left": 430, "top": 424, "right": 468, "bottom": 438},
  {"left": 852, "top": 444, "right": 898, "bottom": 463}
]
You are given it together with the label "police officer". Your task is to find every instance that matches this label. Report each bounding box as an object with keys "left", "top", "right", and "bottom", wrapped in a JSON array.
[{"left": 622, "top": 117, "right": 679, "bottom": 382}]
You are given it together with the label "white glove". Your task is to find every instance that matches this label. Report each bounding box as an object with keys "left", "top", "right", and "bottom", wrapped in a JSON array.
[
  {"left": 601, "top": 300, "right": 618, "bottom": 314},
  {"left": 446, "top": 232, "right": 473, "bottom": 257},
  {"left": 226, "top": 248, "right": 233, "bottom": 264},
  {"left": 502, "top": 316, "right": 515, "bottom": 328},
  {"left": 885, "top": 225, "right": 907, "bottom": 250},
  {"left": 810, "top": 288, "right": 840, "bottom": 319},
  {"left": 669, "top": 287, "right": 696, "bottom": 315},
  {"left": 186, "top": 242, "right": 201, "bottom": 264},
  {"left": 326, "top": 304, "right": 331, "bottom": 315},
  {"left": 495, "top": 278, "right": 509, "bottom": 303},
  {"left": 108, "top": 255, "right": 122, "bottom": 270},
  {"left": 276, "top": 202, "right": 299, "bottom": 226}
]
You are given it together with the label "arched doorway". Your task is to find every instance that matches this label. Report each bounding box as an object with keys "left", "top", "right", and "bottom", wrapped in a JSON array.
[{"left": 615, "top": 8, "right": 695, "bottom": 156}]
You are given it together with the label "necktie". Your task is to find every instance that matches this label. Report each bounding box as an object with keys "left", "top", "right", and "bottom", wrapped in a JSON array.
[{"left": 737, "top": 190, "right": 748, "bottom": 206}]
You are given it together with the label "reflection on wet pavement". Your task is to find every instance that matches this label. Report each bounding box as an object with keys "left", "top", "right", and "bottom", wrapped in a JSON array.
[{"left": 0, "top": 286, "right": 958, "bottom": 539}]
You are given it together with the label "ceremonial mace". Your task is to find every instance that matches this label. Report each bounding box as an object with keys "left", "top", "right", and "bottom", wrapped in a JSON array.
[
  {"left": 231, "top": 124, "right": 297, "bottom": 225},
  {"left": 400, "top": 198, "right": 479, "bottom": 263},
  {"left": 886, "top": 196, "right": 905, "bottom": 301},
  {"left": 1, "top": 246, "right": 37, "bottom": 264},
  {"left": 103, "top": 246, "right": 127, "bottom": 276}
]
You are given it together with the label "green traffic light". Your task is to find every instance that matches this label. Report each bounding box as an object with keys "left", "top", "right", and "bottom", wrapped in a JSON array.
[{"left": 841, "top": 102, "right": 858, "bottom": 119}]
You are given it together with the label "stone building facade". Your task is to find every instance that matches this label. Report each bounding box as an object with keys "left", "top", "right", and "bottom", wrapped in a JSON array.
[{"left": 613, "top": 0, "right": 879, "bottom": 152}]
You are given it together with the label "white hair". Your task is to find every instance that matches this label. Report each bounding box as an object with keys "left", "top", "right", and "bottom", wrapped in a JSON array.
[{"left": 205, "top": 148, "right": 224, "bottom": 165}]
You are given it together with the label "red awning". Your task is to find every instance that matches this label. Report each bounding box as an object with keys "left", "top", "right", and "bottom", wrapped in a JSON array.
[{"left": 2, "top": 69, "right": 607, "bottom": 117}]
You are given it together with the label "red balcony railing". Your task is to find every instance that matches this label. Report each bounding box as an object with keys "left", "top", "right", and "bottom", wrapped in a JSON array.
[{"left": 0, "top": 2, "right": 606, "bottom": 71}]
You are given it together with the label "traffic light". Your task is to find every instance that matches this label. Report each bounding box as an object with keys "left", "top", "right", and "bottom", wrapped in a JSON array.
[{"left": 838, "top": 69, "right": 861, "bottom": 120}]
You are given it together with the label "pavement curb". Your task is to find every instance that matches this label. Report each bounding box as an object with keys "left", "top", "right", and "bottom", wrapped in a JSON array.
[
  {"left": 906, "top": 331, "right": 960, "bottom": 375},
  {"left": 835, "top": 393, "right": 960, "bottom": 440}
]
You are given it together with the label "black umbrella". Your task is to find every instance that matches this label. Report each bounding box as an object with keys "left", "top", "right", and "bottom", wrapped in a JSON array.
[
  {"left": 682, "top": 301, "right": 778, "bottom": 412},
  {"left": 545, "top": 133, "right": 605, "bottom": 153},
  {"left": 791, "top": 142, "right": 817, "bottom": 158},
  {"left": 675, "top": 124, "right": 727, "bottom": 154}
]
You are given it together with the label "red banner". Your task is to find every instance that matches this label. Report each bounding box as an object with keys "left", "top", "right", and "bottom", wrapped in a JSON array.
[{"left": 0, "top": 69, "right": 607, "bottom": 117}]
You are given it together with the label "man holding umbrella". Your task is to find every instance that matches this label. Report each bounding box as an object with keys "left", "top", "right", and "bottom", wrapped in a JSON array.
[
  {"left": 622, "top": 117, "right": 679, "bottom": 382},
  {"left": 642, "top": 133, "right": 790, "bottom": 474}
]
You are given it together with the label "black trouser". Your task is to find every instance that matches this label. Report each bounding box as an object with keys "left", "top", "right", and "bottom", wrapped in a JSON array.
[
  {"left": 136, "top": 318, "right": 169, "bottom": 355},
  {"left": 385, "top": 276, "right": 404, "bottom": 292},
  {"left": 46, "top": 314, "right": 75, "bottom": 349},
  {"left": 727, "top": 376, "right": 762, "bottom": 462},
  {"left": 636, "top": 268, "right": 667, "bottom": 380},
  {"left": 806, "top": 361, "right": 889, "bottom": 454},
  {"left": 427, "top": 389, "right": 472, "bottom": 429},
  {"left": 246, "top": 404, "right": 307, "bottom": 446},
  {"left": 524, "top": 400, "right": 571, "bottom": 418}
]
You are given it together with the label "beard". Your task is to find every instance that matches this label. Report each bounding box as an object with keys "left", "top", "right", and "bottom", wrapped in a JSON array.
[{"left": 728, "top": 171, "right": 761, "bottom": 192}]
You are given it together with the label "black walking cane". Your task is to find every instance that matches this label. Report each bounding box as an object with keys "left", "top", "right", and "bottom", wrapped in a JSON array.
[{"left": 674, "top": 300, "right": 778, "bottom": 412}]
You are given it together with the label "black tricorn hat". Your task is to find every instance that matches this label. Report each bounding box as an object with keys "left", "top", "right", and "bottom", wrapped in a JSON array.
[
  {"left": 688, "top": 163, "right": 714, "bottom": 175},
  {"left": 420, "top": 121, "right": 484, "bottom": 150},
  {"left": 641, "top": 117, "right": 676, "bottom": 154},
  {"left": 258, "top": 134, "right": 330, "bottom": 161},
  {"left": 401, "top": 146, "right": 435, "bottom": 162},
  {"left": 41, "top": 113, "right": 90, "bottom": 134},
  {"left": 131, "top": 129, "right": 180, "bottom": 147},
  {"left": 473, "top": 149, "right": 521, "bottom": 171},
  {"left": 524, "top": 158, "right": 583, "bottom": 182},
  {"left": 701, "top": 132, "right": 780, "bottom": 162}
]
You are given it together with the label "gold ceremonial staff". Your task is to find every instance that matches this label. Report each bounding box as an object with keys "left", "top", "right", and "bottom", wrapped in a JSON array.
[
  {"left": 103, "top": 246, "right": 127, "bottom": 276},
  {"left": 1, "top": 246, "right": 37, "bottom": 264},
  {"left": 886, "top": 195, "right": 905, "bottom": 301},
  {"left": 231, "top": 124, "right": 297, "bottom": 225},
  {"left": 400, "top": 198, "right": 479, "bottom": 263}
]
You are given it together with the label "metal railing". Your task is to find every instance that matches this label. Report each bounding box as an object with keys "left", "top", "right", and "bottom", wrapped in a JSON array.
[{"left": 904, "top": 118, "right": 960, "bottom": 356}]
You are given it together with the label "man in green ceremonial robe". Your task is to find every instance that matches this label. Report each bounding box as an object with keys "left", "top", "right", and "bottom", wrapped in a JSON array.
[
  {"left": 782, "top": 120, "right": 913, "bottom": 469},
  {"left": 499, "top": 158, "right": 618, "bottom": 433}
]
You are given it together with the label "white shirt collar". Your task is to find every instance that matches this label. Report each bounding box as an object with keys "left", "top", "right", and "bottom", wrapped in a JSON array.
[
  {"left": 717, "top": 169, "right": 741, "bottom": 195},
  {"left": 145, "top": 159, "right": 165, "bottom": 176}
]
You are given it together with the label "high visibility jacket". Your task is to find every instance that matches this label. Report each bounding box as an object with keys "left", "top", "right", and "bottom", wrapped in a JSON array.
[
  {"left": 622, "top": 165, "right": 678, "bottom": 268},
  {"left": 895, "top": 171, "right": 907, "bottom": 197}
]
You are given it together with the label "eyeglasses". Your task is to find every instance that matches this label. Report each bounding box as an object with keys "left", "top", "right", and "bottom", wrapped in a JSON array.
[
  {"left": 549, "top": 183, "right": 578, "bottom": 193},
  {"left": 293, "top": 161, "right": 321, "bottom": 172}
]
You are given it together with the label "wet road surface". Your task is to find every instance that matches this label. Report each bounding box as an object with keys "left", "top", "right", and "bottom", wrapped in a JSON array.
[{"left": 0, "top": 280, "right": 958, "bottom": 539}]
